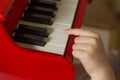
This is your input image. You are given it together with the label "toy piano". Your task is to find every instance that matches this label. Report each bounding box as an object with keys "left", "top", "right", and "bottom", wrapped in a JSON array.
[{"left": 0, "top": 0, "right": 91, "bottom": 80}]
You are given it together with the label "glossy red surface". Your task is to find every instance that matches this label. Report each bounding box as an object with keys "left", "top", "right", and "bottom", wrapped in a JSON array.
[
  {"left": 0, "top": 0, "right": 10, "bottom": 22},
  {"left": 0, "top": 0, "right": 89, "bottom": 80}
]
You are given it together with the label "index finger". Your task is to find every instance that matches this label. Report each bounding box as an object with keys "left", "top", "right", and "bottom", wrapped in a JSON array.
[{"left": 64, "top": 28, "right": 99, "bottom": 38}]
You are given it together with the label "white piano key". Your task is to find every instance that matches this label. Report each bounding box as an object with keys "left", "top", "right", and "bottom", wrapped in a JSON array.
[
  {"left": 47, "top": 29, "right": 69, "bottom": 47},
  {"left": 16, "top": 42, "right": 65, "bottom": 55},
  {"left": 61, "top": 0, "right": 79, "bottom": 7},
  {"left": 55, "top": 0, "right": 79, "bottom": 26},
  {"left": 19, "top": 21, "right": 70, "bottom": 30},
  {"left": 55, "top": 2, "right": 78, "bottom": 25}
]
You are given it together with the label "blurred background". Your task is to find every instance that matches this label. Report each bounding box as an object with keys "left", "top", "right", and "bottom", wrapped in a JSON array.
[{"left": 74, "top": 0, "right": 120, "bottom": 80}]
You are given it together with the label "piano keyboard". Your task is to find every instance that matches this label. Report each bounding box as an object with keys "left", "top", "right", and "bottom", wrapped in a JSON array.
[{"left": 12, "top": 0, "right": 79, "bottom": 55}]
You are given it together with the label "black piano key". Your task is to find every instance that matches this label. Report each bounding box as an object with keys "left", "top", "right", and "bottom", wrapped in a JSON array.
[
  {"left": 21, "top": 16, "right": 53, "bottom": 25},
  {"left": 30, "top": 0, "right": 57, "bottom": 10},
  {"left": 27, "top": 7, "right": 55, "bottom": 17},
  {"left": 13, "top": 33, "right": 46, "bottom": 46},
  {"left": 16, "top": 24, "right": 48, "bottom": 37},
  {"left": 21, "top": 12, "right": 53, "bottom": 25}
]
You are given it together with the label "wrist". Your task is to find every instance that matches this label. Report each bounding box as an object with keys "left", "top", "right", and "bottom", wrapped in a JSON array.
[{"left": 90, "top": 65, "right": 115, "bottom": 80}]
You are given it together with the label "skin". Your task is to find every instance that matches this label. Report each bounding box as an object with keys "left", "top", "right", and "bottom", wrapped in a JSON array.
[{"left": 65, "top": 28, "right": 115, "bottom": 80}]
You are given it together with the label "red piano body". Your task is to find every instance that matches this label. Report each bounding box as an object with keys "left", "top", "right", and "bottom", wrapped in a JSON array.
[{"left": 0, "top": 0, "right": 91, "bottom": 80}]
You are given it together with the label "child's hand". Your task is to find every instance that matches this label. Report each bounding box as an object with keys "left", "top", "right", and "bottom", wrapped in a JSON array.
[{"left": 65, "top": 29, "right": 115, "bottom": 80}]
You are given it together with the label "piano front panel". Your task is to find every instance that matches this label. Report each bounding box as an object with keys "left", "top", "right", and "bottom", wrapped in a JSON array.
[{"left": 9, "top": 0, "right": 80, "bottom": 55}]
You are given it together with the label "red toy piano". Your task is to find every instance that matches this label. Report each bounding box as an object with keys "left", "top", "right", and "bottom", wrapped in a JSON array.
[{"left": 0, "top": 0, "right": 91, "bottom": 80}]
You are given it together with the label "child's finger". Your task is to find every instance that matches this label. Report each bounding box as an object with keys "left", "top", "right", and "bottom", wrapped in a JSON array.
[
  {"left": 74, "top": 36, "right": 98, "bottom": 44},
  {"left": 73, "top": 43, "right": 90, "bottom": 51},
  {"left": 72, "top": 49, "right": 87, "bottom": 62},
  {"left": 64, "top": 28, "right": 100, "bottom": 38}
]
